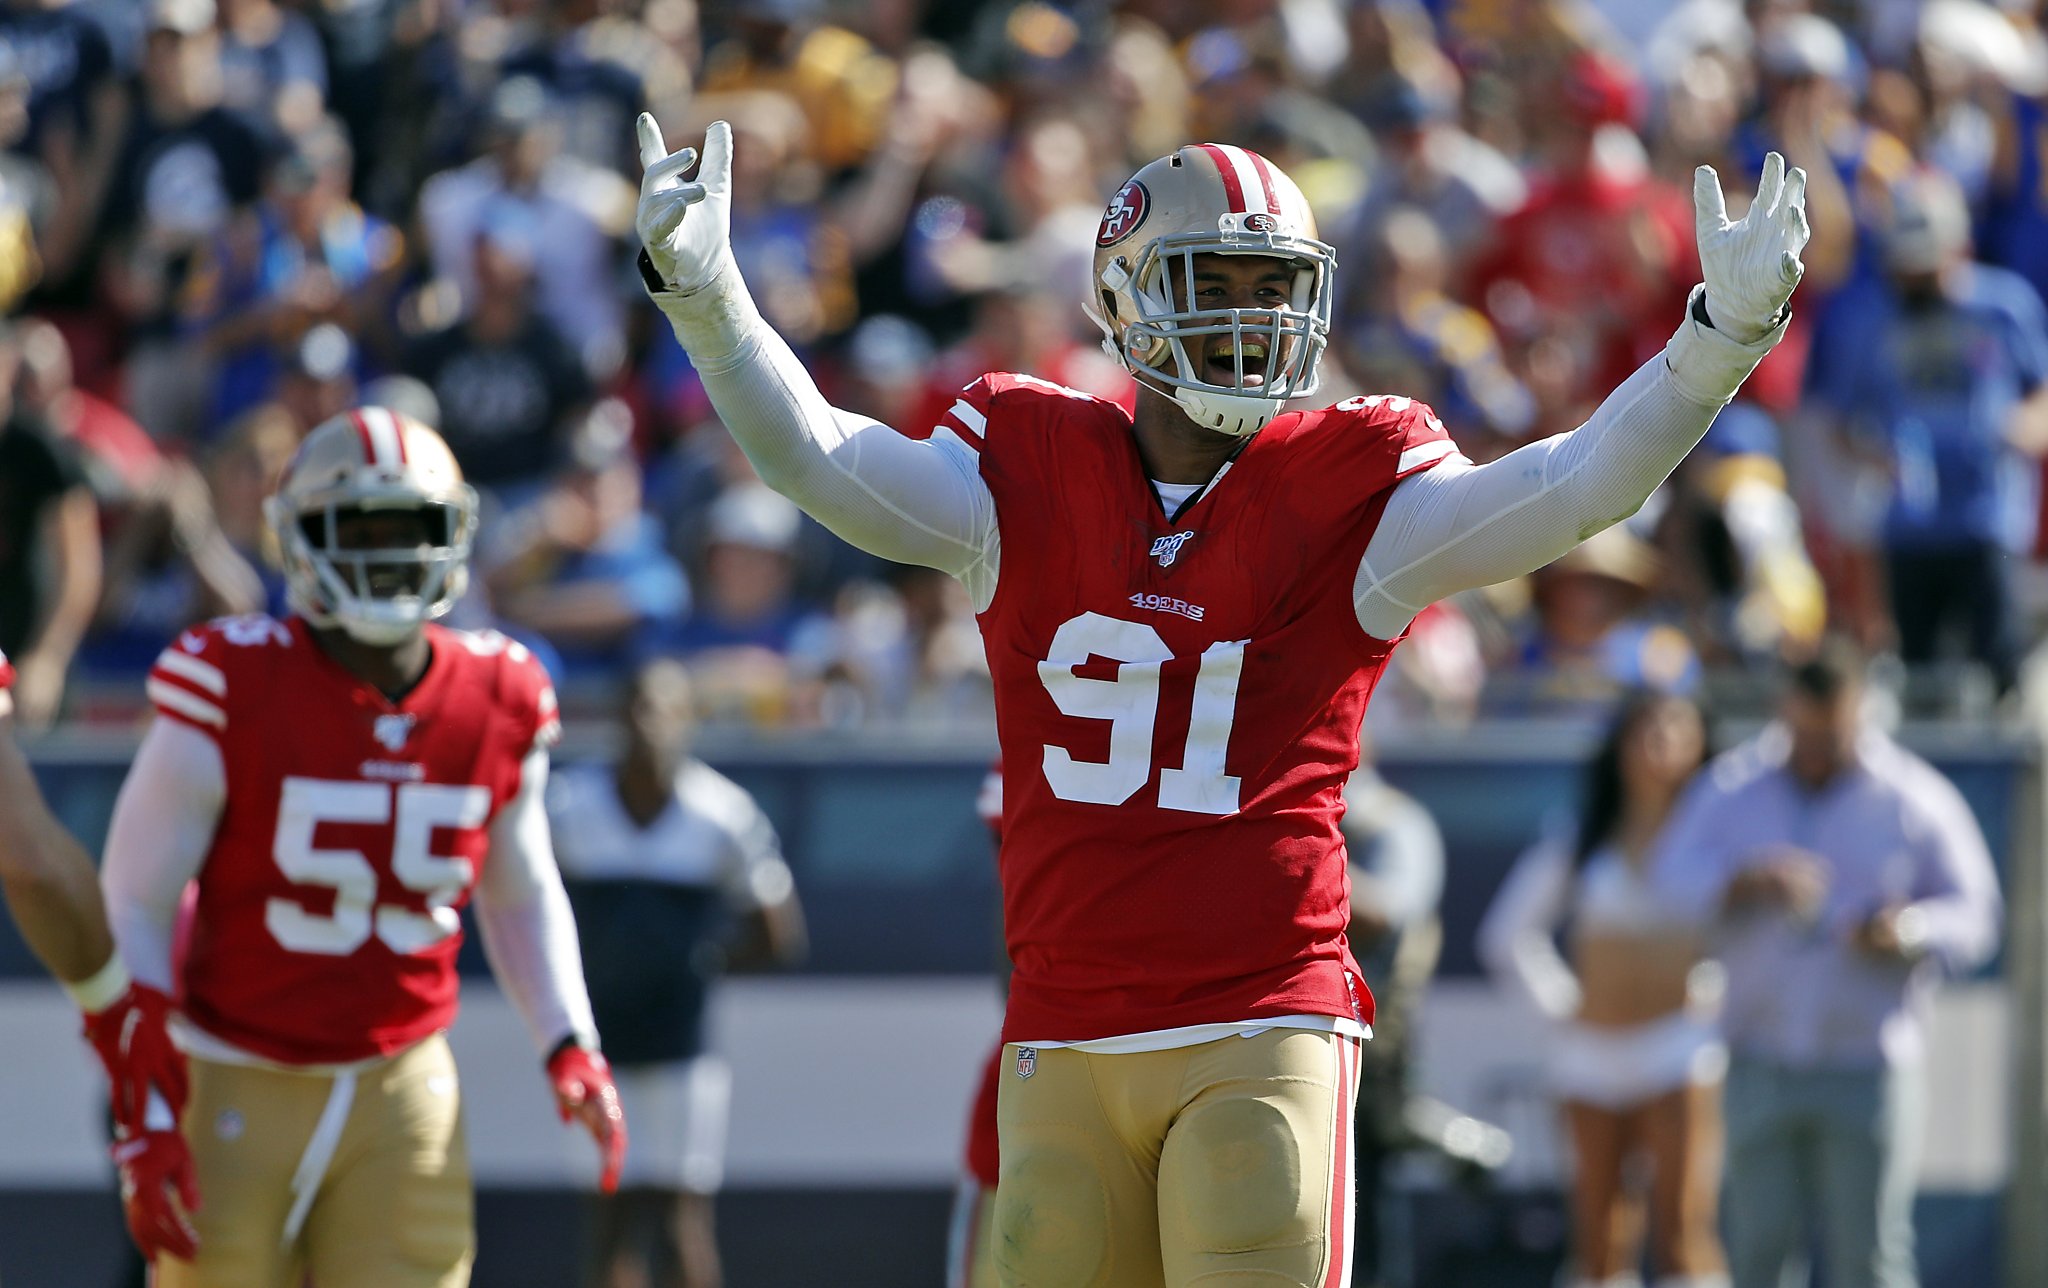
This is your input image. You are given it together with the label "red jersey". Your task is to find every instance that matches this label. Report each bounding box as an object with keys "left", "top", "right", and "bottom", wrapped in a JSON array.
[
  {"left": 145, "top": 615, "right": 559, "bottom": 1065},
  {"left": 938, "top": 374, "right": 1455, "bottom": 1043},
  {"left": 0, "top": 647, "right": 12, "bottom": 691}
]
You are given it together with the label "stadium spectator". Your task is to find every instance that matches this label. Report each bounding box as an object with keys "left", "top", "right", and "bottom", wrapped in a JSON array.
[
  {"left": 0, "top": 320, "right": 97, "bottom": 726},
  {"left": 493, "top": 0, "right": 693, "bottom": 178},
  {"left": 1662, "top": 441, "right": 1821, "bottom": 667},
  {"left": 89, "top": 403, "right": 289, "bottom": 671},
  {"left": 551, "top": 657, "right": 806, "bottom": 1288},
  {"left": 1480, "top": 690, "right": 1726, "bottom": 1288},
  {"left": 269, "top": 318, "right": 359, "bottom": 434},
  {"left": 1338, "top": 205, "right": 1533, "bottom": 447},
  {"left": 484, "top": 400, "right": 689, "bottom": 677},
  {"left": 103, "top": 0, "right": 267, "bottom": 444},
  {"left": 0, "top": 0, "right": 126, "bottom": 286},
  {"left": 904, "top": 283, "right": 1134, "bottom": 435},
  {"left": 832, "top": 313, "right": 935, "bottom": 431},
  {"left": 416, "top": 75, "right": 630, "bottom": 380},
  {"left": 656, "top": 481, "right": 822, "bottom": 724},
  {"left": 215, "top": 0, "right": 328, "bottom": 136},
  {"left": 402, "top": 216, "right": 595, "bottom": 496},
  {"left": 1342, "top": 735, "right": 1446, "bottom": 1288},
  {"left": 16, "top": 315, "right": 163, "bottom": 506},
  {"left": 1344, "top": 83, "right": 1525, "bottom": 266},
  {"left": 1505, "top": 525, "right": 1699, "bottom": 712},
  {"left": 188, "top": 118, "right": 403, "bottom": 427},
  {"left": 1652, "top": 640, "right": 2002, "bottom": 1288},
  {"left": 915, "top": 110, "right": 1106, "bottom": 308},
  {"left": 0, "top": 43, "right": 48, "bottom": 313},
  {"left": 792, "top": 564, "right": 990, "bottom": 728},
  {"left": 1807, "top": 170, "right": 2048, "bottom": 694},
  {"left": 1470, "top": 51, "right": 1697, "bottom": 407},
  {"left": 707, "top": 88, "right": 856, "bottom": 346},
  {"left": 697, "top": 0, "right": 897, "bottom": 175}
]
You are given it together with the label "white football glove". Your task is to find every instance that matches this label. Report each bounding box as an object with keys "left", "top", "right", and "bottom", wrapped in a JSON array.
[
  {"left": 1694, "top": 151, "right": 1809, "bottom": 345},
  {"left": 635, "top": 113, "right": 734, "bottom": 296}
]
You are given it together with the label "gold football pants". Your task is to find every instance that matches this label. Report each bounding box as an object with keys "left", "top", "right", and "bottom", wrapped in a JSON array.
[
  {"left": 156, "top": 1033, "right": 473, "bottom": 1288},
  {"left": 994, "top": 1028, "right": 1360, "bottom": 1288}
]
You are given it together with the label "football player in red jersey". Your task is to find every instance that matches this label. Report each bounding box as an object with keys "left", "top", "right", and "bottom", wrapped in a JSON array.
[
  {"left": 99, "top": 408, "right": 626, "bottom": 1287},
  {"left": 636, "top": 115, "right": 1807, "bottom": 1285},
  {"left": 0, "top": 648, "right": 189, "bottom": 1220}
]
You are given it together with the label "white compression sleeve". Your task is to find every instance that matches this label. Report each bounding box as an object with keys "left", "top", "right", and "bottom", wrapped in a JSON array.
[
  {"left": 102, "top": 720, "right": 226, "bottom": 993},
  {"left": 651, "top": 273, "right": 1001, "bottom": 606},
  {"left": 474, "top": 750, "right": 599, "bottom": 1055},
  {"left": 1354, "top": 290, "right": 1785, "bottom": 639}
]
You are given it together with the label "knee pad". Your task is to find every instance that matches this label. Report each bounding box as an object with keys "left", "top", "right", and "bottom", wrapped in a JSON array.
[
  {"left": 994, "top": 1144, "right": 1110, "bottom": 1287},
  {"left": 1168, "top": 1095, "right": 1308, "bottom": 1252}
]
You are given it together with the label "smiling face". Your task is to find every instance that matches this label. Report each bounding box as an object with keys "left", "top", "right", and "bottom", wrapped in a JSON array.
[{"left": 1165, "top": 251, "right": 1299, "bottom": 389}]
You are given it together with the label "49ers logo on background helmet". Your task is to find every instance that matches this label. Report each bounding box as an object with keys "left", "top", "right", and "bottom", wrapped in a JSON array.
[{"left": 1097, "top": 179, "right": 1149, "bottom": 247}]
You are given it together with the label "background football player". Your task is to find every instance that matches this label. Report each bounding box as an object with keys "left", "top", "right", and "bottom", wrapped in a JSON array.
[
  {"left": 551, "top": 657, "right": 807, "bottom": 1288},
  {"left": 635, "top": 115, "right": 1805, "bottom": 1286},
  {"left": 947, "top": 760, "right": 1004, "bottom": 1288},
  {"left": 0, "top": 645, "right": 191, "bottom": 1255},
  {"left": 99, "top": 407, "right": 626, "bottom": 1287}
]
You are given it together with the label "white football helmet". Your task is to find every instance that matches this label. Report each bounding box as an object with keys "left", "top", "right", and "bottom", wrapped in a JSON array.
[
  {"left": 266, "top": 407, "right": 479, "bottom": 646},
  {"left": 1087, "top": 142, "right": 1336, "bottom": 437}
]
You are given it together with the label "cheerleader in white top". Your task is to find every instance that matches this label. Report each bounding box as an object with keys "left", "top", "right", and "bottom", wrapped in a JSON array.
[{"left": 1479, "top": 691, "right": 1730, "bottom": 1288}]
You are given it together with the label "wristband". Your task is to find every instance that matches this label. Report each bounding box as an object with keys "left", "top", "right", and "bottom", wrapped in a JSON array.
[{"left": 65, "top": 953, "right": 132, "bottom": 1014}]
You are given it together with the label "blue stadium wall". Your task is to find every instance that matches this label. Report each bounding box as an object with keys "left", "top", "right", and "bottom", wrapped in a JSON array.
[{"left": 0, "top": 729, "right": 2023, "bottom": 1287}]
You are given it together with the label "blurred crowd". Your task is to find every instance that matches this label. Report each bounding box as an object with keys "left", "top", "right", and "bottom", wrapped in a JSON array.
[{"left": 4, "top": 0, "right": 2048, "bottom": 729}]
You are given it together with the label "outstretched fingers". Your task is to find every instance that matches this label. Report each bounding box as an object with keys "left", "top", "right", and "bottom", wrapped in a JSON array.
[
  {"left": 699, "top": 119, "right": 734, "bottom": 193},
  {"left": 1783, "top": 166, "right": 1812, "bottom": 250},
  {"left": 1694, "top": 163, "right": 1730, "bottom": 238},
  {"left": 1754, "top": 151, "right": 1787, "bottom": 221},
  {"left": 636, "top": 114, "right": 699, "bottom": 190},
  {"left": 635, "top": 112, "right": 666, "bottom": 171}
]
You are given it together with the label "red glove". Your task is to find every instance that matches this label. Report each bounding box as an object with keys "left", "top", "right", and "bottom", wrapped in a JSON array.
[
  {"left": 82, "top": 984, "right": 187, "bottom": 1135},
  {"left": 547, "top": 1042, "right": 626, "bottom": 1194},
  {"left": 112, "top": 1129, "right": 200, "bottom": 1263}
]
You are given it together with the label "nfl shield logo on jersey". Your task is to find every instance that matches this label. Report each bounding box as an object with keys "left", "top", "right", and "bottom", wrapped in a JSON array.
[
  {"left": 1015, "top": 1046, "right": 1037, "bottom": 1080},
  {"left": 373, "top": 713, "right": 416, "bottom": 752},
  {"left": 1150, "top": 531, "right": 1195, "bottom": 567}
]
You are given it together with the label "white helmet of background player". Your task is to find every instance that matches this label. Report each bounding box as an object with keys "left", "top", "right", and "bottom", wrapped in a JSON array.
[
  {"left": 267, "top": 407, "right": 479, "bottom": 646},
  {"left": 1087, "top": 142, "right": 1336, "bottom": 438}
]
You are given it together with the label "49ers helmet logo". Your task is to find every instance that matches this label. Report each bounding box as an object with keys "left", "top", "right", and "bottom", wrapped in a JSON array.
[
  {"left": 1097, "top": 180, "right": 1149, "bottom": 247},
  {"left": 1242, "top": 212, "right": 1279, "bottom": 233}
]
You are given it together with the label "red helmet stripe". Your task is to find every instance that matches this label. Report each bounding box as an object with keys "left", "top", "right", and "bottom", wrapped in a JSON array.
[
  {"left": 1195, "top": 143, "right": 1246, "bottom": 213},
  {"left": 348, "top": 408, "right": 380, "bottom": 467},
  {"left": 1243, "top": 149, "right": 1281, "bottom": 216}
]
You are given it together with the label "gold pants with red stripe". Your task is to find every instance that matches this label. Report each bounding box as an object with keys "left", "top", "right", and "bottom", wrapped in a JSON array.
[
  {"left": 155, "top": 1034, "right": 473, "bottom": 1288},
  {"left": 994, "top": 1029, "right": 1359, "bottom": 1288}
]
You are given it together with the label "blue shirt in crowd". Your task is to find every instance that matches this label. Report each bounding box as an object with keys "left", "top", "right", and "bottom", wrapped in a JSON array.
[{"left": 1808, "top": 264, "right": 2048, "bottom": 552}]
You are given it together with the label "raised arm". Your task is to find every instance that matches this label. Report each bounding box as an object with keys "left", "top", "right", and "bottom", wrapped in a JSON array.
[
  {"left": 1354, "top": 155, "right": 1809, "bottom": 640},
  {"left": 634, "top": 118, "right": 998, "bottom": 603}
]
